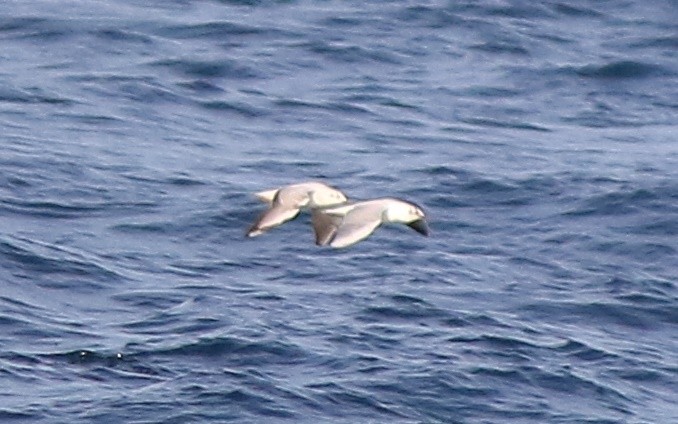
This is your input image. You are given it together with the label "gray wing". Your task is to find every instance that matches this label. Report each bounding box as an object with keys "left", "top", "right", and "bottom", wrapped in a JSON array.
[
  {"left": 329, "top": 205, "right": 384, "bottom": 248},
  {"left": 311, "top": 209, "right": 342, "bottom": 246},
  {"left": 247, "top": 204, "right": 300, "bottom": 237}
]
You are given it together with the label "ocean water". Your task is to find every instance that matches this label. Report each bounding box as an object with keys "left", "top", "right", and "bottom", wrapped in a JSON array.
[{"left": 1, "top": 0, "right": 677, "bottom": 422}]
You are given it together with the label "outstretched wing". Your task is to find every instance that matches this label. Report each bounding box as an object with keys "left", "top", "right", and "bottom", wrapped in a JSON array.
[
  {"left": 329, "top": 204, "right": 383, "bottom": 248},
  {"left": 247, "top": 205, "right": 300, "bottom": 237},
  {"left": 311, "top": 209, "right": 342, "bottom": 246}
]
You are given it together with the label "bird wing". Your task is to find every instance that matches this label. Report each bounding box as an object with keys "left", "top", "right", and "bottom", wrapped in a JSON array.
[
  {"left": 246, "top": 204, "right": 300, "bottom": 237},
  {"left": 311, "top": 209, "right": 342, "bottom": 246},
  {"left": 329, "top": 204, "right": 384, "bottom": 248}
]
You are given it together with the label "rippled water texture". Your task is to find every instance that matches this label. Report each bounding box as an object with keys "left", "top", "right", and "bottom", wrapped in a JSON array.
[{"left": 1, "top": 1, "right": 677, "bottom": 422}]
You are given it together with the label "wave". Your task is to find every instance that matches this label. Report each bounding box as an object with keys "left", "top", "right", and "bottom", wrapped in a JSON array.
[
  {"left": 0, "top": 236, "right": 125, "bottom": 284},
  {"left": 575, "top": 60, "right": 670, "bottom": 80}
]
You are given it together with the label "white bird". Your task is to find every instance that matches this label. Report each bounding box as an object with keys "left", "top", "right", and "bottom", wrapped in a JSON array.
[
  {"left": 246, "top": 181, "right": 348, "bottom": 237},
  {"left": 312, "top": 197, "right": 429, "bottom": 248}
]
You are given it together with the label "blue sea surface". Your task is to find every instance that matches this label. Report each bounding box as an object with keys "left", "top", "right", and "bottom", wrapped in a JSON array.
[{"left": 1, "top": 0, "right": 677, "bottom": 422}]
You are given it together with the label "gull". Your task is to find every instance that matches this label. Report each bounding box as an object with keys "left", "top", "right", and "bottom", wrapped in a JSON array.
[
  {"left": 312, "top": 197, "right": 429, "bottom": 248},
  {"left": 246, "top": 181, "right": 348, "bottom": 237}
]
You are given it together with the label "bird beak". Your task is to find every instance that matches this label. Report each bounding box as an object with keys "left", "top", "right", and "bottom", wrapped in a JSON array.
[{"left": 407, "top": 219, "right": 429, "bottom": 236}]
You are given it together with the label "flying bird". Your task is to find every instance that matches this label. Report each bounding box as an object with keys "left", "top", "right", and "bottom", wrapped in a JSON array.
[
  {"left": 246, "top": 181, "right": 348, "bottom": 237},
  {"left": 312, "top": 197, "right": 429, "bottom": 248}
]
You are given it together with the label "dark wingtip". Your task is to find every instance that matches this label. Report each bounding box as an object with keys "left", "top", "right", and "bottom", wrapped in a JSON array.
[
  {"left": 246, "top": 224, "right": 264, "bottom": 238},
  {"left": 407, "top": 219, "right": 429, "bottom": 236}
]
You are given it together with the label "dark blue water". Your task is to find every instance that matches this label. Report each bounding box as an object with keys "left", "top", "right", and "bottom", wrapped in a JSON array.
[{"left": 1, "top": 1, "right": 677, "bottom": 422}]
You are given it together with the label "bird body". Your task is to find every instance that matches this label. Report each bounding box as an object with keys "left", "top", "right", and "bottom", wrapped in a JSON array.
[
  {"left": 313, "top": 197, "right": 429, "bottom": 248},
  {"left": 247, "top": 181, "right": 348, "bottom": 237}
]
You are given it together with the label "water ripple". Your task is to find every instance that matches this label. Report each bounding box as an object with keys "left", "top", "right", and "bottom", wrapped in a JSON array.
[{"left": 1, "top": 1, "right": 676, "bottom": 422}]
